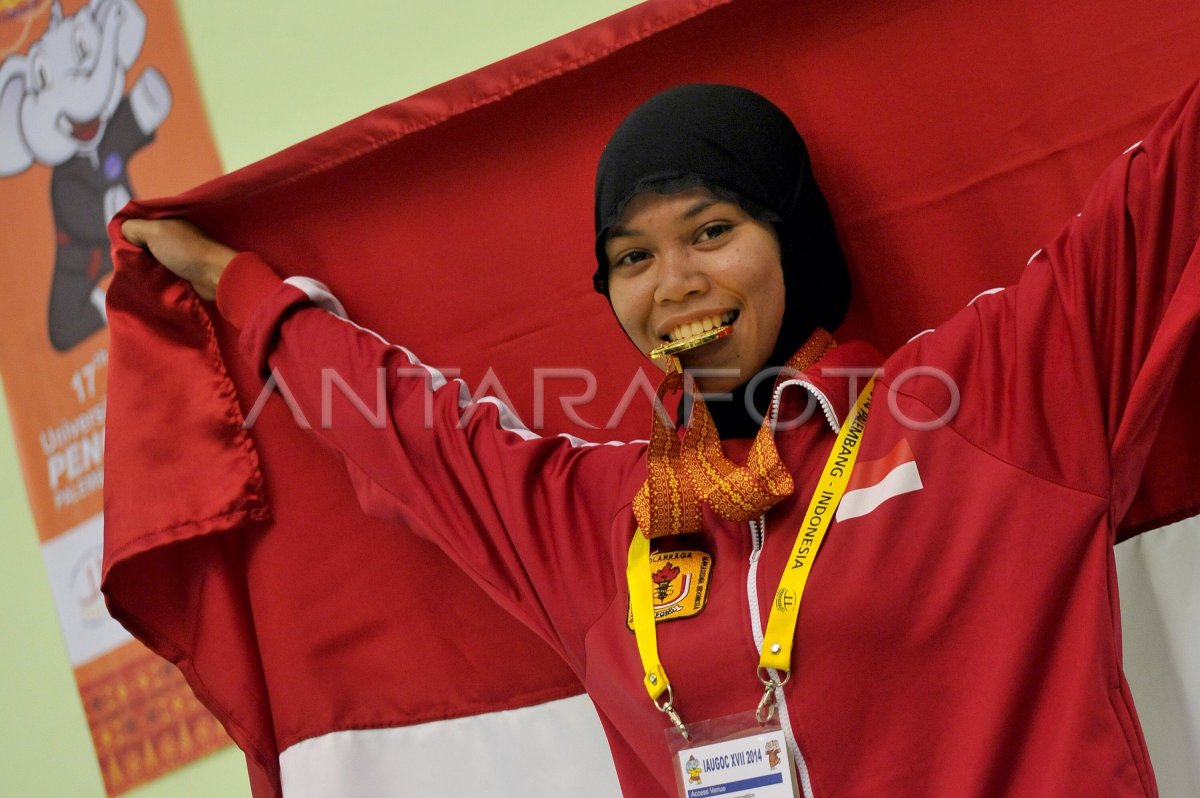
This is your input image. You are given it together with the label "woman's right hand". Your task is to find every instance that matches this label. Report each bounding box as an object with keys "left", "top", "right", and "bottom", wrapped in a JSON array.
[{"left": 121, "top": 219, "right": 237, "bottom": 301}]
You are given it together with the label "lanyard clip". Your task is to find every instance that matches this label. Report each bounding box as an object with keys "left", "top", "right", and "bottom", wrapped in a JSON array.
[
  {"left": 655, "top": 687, "right": 690, "bottom": 741},
  {"left": 756, "top": 667, "right": 791, "bottom": 724},
  {"left": 756, "top": 681, "right": 778, "bottom": 724}
]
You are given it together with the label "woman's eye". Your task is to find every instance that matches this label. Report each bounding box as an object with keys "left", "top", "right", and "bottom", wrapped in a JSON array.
[
  {"left": 613, "top": 250, "right": 650, "bottom": 268},
  {"left": 697, "top": 223, "right": 733, "bottom": 242}
]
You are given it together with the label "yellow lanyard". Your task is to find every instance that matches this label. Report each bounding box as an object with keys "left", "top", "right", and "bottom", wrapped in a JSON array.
[{"left": 626, "top": 377, "right": 875, "bottom": 735}]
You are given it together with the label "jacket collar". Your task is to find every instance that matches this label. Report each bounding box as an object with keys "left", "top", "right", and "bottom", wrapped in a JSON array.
[{"left": 773, "top": 339, "right": 884, "bottom": 433}]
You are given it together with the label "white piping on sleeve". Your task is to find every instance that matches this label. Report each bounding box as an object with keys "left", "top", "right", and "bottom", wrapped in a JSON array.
[
  {"left": 968, "top": 286, "right": 1006, "bottom": 305},
  {"left": 286, "top": 278, "right": 638, "bottom": 450},
  {"left": 284, "top": 276, "right": 348, "bottom": 318}
]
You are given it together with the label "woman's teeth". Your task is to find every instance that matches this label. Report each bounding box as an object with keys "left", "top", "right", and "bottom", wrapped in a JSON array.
[{"left": 666, "top": 311, "right": 737, "bottom": 342}]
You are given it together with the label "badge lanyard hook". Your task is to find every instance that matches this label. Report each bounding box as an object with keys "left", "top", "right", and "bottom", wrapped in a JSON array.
[
  {"left": 755, "top": 668, "right": 792, "bottom": 724},
  {"left": 655, "top": 686, "right": 690, "bottom": 740}
]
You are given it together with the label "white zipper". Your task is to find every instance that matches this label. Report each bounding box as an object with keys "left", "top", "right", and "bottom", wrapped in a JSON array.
[
  {"left": 741, "top": 380, "right": 837, "bottom": 798},
  {"left": 775, "top": 378, "right": 841, "bottom": 434}
]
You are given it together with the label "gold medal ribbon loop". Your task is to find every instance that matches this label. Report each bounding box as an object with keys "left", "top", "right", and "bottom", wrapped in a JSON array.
[{"left": 633, "top": 329, "right": 836, "bottom": 538}]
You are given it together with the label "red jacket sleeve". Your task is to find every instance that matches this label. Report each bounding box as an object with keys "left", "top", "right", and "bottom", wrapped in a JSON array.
[
  {"left": 215, "top": 255, "right": 645, "bottom": 659},
  {"left": 895, "top": 78, "right": 1200, "bottom": 534}
]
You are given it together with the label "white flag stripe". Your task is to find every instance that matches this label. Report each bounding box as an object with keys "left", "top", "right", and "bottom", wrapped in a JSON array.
[
  {"left": 836, "top": 461, "right": 923, "bottom": 522},
  {"left": 278, "top": 694, "right": 619, "bottom": 797}
]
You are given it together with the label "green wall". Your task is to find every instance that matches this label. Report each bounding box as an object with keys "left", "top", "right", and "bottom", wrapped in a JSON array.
[{"left": 0, "top": 2, "right": 639, "bottom": 795}]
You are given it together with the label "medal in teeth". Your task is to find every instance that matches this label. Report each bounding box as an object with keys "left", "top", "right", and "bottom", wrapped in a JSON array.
[{"left": 650, "top": 311, "right": 736, "bottom": 359}]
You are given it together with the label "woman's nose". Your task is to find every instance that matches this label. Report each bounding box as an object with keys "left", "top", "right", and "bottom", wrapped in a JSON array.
[{"left": 653, "top": 249, "right": 708, "bottom": 304}]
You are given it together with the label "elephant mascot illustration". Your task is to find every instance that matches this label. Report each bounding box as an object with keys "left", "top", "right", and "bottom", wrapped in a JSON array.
[{"left": 0, "top": 0, "right": 171, "bottom": 351}]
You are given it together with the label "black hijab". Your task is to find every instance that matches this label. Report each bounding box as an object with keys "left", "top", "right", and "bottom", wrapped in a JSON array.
[{"left": 592, "top": 84, "right": 851, "bottom": 438}]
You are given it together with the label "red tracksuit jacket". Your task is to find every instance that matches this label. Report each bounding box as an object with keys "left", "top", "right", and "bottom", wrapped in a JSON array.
[{"left": 212, "top": 80, "right": 1200, "bottom": 797}]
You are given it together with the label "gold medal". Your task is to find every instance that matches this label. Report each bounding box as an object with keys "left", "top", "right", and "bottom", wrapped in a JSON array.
[{"left": 649, "top": 325, "right": 732, "bottom": 360}]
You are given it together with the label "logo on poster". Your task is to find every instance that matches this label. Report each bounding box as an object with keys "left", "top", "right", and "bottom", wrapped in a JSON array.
[
  {"left": 0, "top": 0, "right": 173, "bottom": 351},
  {"left": 69, "top": 543, "right": 107, "bottom": 627}
]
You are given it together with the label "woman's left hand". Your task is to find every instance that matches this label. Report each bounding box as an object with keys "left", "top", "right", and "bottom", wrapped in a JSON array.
[{"left": 121, "top": 218, "right": 236, "bottom": 301}]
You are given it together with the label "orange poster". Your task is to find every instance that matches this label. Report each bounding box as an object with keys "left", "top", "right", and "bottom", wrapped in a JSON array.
[{"left": 0, "top": 1, "right": 226, "bottom": 793}]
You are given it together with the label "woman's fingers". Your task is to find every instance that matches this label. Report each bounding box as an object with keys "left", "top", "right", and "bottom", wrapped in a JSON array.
[
  {"left": 120, "top": 219, "right": 149, "bottom": 247},
  {"left": 121, "top": 218, "right": 236, "bottom": 300}
]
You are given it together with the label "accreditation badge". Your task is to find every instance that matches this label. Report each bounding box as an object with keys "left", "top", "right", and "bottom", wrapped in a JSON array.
[{"left": 666, "top": 712, "right": 800, "bottom": 798}]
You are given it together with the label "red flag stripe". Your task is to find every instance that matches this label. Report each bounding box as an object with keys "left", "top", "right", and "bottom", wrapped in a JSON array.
[{"left": 846, "top": 438, "right": 915, "bottom": 493}]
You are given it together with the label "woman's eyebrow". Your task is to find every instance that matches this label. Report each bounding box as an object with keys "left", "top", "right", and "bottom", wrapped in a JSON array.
[
  {"left": 680, "top": 197, "right": 720, "bottom": 220},
  {"left": 610, "top": 198, "right": 724, "bottom": 241}
]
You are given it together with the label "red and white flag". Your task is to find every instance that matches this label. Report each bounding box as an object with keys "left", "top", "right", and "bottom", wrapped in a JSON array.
[
  {"left": 836, "top": 438, "right": 922, "bottom": 523},
  {"left": 101, "top": 0, "right": 1200, "bottom": 795}
]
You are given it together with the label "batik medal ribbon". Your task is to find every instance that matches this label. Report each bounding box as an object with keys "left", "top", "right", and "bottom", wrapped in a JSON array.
[{"left": 633, "top": 328, "right": 835, "bottom": 538}]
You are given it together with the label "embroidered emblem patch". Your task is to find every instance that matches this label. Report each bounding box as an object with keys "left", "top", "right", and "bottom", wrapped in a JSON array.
[{"left": 627, "top": 549, "right": 713, "bottom": 629}]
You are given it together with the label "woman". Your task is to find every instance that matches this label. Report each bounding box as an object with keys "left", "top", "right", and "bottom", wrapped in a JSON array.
[{"left": 121, "top": 82, "right": 1199, "bottom": 796}]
